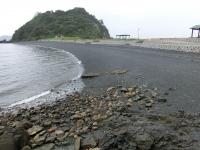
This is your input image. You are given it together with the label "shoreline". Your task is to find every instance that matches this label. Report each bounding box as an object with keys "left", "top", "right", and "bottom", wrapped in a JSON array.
[{"left": 1, "top": 41, "right": 200, "bottom": 149}]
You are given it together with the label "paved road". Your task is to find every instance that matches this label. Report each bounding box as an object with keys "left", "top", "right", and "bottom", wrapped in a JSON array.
[{"left": 25, "top": 41, "right": 200, "bottom": 113}]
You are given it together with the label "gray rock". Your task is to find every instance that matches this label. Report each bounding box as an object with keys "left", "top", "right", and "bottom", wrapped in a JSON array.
[
  {"left": 21, "top": 120, "right": 33, "bottom": 129},
  {"left": 21, "top": 145, "right": 31, "bottom": 150},
  {"left": 14, "top": 128, "right": 30, "bottom": 149},
  {"left": 33, "top": 143, "right": 55, "bottom": 150},
  {"left": 54, "top": 137, "right": 75, "bottom": 150},
  {"left": 121, "top": 87, "right": 128, "bottom": 93},
  {"left": 0, "top": 126, "right": 5, "bottom": 130},
  {"left": 0, "top": 133, "right": 17, "bottom": 150},
  {"left": 43, "top": 121, "right": 52, "bottom": 127},
  {"left": 145, "top": 102, "right": 152, "bottom": 108},
  {"left": 33, "top": 133, "right": 47, "bottom": 145},
  {"left": 106, "top": 87, "right": 116, "bottom": 94},
  {"left": 151, "top": 91, "right": 158, "bottom": 98},
  {"left": 75, "top": 137, "right": 81, "bottom": 150},
  {"left": 133, "top": 95, "right": 142, "bottom": 101},
  {"left": 46, "top": 134, "right": 56, "bottom": 143},
  {"left": 100, "top": 132, "right": 137, "bottom": 150},
  {"left": 55, "top": 130, "right": 64, "bottom": 138},
  {"left": 81, "top": 134, "right": 97, "bottom": 148},
  {"left": 27, "top": 126, "right": 43, "bottom": 136},
  {"left": 135, "top": 132, "right": 154, "bottom": 150}
]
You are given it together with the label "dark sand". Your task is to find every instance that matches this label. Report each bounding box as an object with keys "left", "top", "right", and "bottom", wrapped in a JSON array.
[{"left": 24, "top": 41, "right": 200, "bottom": 113}]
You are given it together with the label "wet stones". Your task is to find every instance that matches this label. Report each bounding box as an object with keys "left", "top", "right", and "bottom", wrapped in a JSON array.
[
  {"left": 0, "top": 126, "right": 5, "bottom": 130},
  {"left": 33, "top": 143, "right": 55, "bottom": 150},
  {"left": 82, "top": 135, "right": 97, "bottom": 149},
  {"left": 43, "top": 121, "right": 52, "bottom": 128},
  {"left": 13, "top": 120, "right": 33, "bottom": 130},
  {"left": 45, "top": 134, "right": 56, "bottom": 143},
  {"left": 106, "top": 87, "right": 116, "bottom": 95},
  {"left": 135, "top": 132, "right": 154, "bottom": 150},
  {"left": 21, "top": 145, "right": 31, "bottom": 150},
  {"left": 47, "top": 127, "right": 56, "bottom": 133},
  {"left": 33, "top": 132, "right": 47, "bottom": 145},
  {"left": 76, "top": 119, "right": 85, "bottom": 128},
  {"left": 0, "top": 84, "right": 172, "bottom": 150},
  {"left": 27, "top": 126, "right": 44, "bottom": 136},
  {"left": 54, "top": 130, "right": 64, "bottom": 138},
  {"left": 71, "top": 112, "right": 86, "bottom": 120},
  {"left": 14, "top": 128, "right": 30, "bottom": 148}
]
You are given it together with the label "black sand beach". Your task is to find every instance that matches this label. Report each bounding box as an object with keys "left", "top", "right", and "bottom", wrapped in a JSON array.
[
  {"left": 1, "top": 41, "right": 200, "bottom": 149},
  {"left": 27, "top": 41, "right": 200, "bottom": 113}
]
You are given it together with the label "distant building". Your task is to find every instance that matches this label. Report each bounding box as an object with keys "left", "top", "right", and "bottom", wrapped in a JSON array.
[{"left": 190, "top": 25, "right": 200, "bottom": 38}]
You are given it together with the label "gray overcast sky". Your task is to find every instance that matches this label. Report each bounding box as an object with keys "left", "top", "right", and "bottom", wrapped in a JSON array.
[{"left": 1, "top": 0, "right": 200, "bottom": 38}]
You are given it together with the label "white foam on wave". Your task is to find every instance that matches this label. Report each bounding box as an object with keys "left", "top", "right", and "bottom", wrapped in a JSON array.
[
  {"left": 6, "top": 45, "right": 85, "bottom": 110},
  {"left": 35, "top": 45, "right": 84, "bottom": 81},
  {"left": 35, "top": 45, "right": 82, "bottom": 64},
  {"left": 8, "top": 90, "right": 50, "bottom": 108}
]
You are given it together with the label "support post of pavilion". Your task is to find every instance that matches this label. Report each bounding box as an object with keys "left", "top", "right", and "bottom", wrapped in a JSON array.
[{"left": 191, "top": 29, "right": 194, "bottom": 38}]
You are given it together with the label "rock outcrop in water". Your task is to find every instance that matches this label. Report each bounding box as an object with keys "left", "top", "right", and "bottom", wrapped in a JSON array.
[{"left": 12, "top": 8, "right": 110, "bottom": 42}]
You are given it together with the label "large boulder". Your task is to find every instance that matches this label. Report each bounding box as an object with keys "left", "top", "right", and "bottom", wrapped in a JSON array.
[{"left": 0, "top": 133, "right": 17, "bottom": 150}]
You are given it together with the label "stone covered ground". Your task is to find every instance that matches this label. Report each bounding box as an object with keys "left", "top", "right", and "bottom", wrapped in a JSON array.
[{"left": 1, "top": 80, "right": 200, "bottom": 150}]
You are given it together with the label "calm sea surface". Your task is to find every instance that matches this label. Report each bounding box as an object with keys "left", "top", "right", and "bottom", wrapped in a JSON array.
[{"left": 0, "top": 44, "right": 84, "bottom": 108}]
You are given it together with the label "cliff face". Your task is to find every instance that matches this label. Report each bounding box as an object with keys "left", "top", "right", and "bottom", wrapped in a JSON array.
[{"left": 12, "top": 8, "right": 110, "bottom": 41}]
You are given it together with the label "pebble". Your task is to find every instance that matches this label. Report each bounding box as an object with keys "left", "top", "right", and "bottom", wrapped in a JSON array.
[
  {"left": 92, "top": 122, "right": 98, "bottom": 126},
  {"left": 47, "top": 127, "right": 56, "bottom": 133},
  {"left": 21, "top": 145, "right": 31, "bottom": 150},
  {"left": 27, "top": 126, "right": 43, "bottom": 136},
  {"left": 33, "top": 133, "right": 47, "bottom": 145},
  {"left": 121, "top": 87, "right": 128, "bottom": 92},
  {"left": 55, "top": 130, "right": 64, "bottom": 138},
  {"left": 0, "top": 126, "right": 5, "bottom": 130},
  {"left": 145, "top": 103, "right": 152, "bottom": 107}
]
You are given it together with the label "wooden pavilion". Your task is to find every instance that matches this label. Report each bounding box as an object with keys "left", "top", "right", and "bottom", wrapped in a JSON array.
[
  {"left": 190, "top": 25, "right": 200, "bottom": 38},
  {"left": 116, "top": 34, "right": 130, "bottom": 40}
]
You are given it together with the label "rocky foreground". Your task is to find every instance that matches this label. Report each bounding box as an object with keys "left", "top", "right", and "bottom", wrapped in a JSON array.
[{"left": 1, "top": 85, "right": 200, "bottom": 150}]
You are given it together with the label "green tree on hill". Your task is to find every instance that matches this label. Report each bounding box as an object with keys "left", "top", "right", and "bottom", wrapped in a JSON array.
[{"left": 12, "top": 8, "right": 110, "bottom": 41}]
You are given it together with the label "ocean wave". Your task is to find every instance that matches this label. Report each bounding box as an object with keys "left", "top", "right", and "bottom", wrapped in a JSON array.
[{"left": 2, "top": 45, "right": 85, "bottom": 110}]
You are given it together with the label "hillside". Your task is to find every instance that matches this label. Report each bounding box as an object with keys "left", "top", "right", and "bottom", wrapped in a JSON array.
[{"left": 12, "top": 8, "right": 110, "bottom": 41}]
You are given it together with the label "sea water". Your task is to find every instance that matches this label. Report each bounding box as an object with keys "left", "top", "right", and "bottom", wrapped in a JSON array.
[{"left": 0, "top": 44, "right": 84, "bottom": 109}]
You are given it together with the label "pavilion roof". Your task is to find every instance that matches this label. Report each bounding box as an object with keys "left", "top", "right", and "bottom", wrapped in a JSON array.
[
  {"left": 190, "top": 25, "right": 200, "bottom": 30},
  {"left": 116, "top": 34, "right": 130, "bottom": 36}
]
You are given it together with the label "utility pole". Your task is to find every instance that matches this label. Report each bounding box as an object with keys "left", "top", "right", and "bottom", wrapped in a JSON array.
[{"left": 137, "top": 28, "right": 140, "bottom": 40}]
